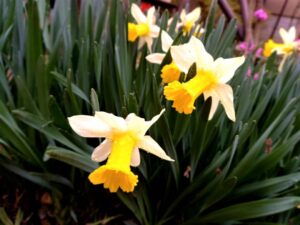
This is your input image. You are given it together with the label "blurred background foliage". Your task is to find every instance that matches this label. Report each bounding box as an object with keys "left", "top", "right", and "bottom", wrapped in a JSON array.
[{"left": 0, "top": 0, "right": 300, "bottom": 224}]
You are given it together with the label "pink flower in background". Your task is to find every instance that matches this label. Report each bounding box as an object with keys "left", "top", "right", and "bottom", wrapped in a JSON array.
[
  {"left": 255, "top": 48, "right": 263, "bottom": 58},
  {"left": 253, "top": 73, "right": 260, "bottom": 80},
  {"left": 238, "top": 42, "right": 248, "bottom": 51},
  {"left": 238, "top": 41, "right": 255, "bottom": 54},
  {"left": 246, "top": 67, "right": 252, "bottom": 77},
  {"left": 254, "top": 9, "right": 268, "bottom": 21}
]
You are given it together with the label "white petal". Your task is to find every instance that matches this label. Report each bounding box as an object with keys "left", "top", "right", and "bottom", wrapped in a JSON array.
[
  {"left": 147, "top": 6, "right": 156, "bottom": 24},
  {"left": 126, "top": 113, "right": 146, "bottom": 134},
  {"left": 150, "top": 25, "right": 160, "bottom": 37},
  {"left": 167, "top": 17, "right": 173, "bottom": 26},
  {"left": 130, "top": 147, "right": 140, "bottom": 167},
  {"left": 190, "top": 36, "right": 214, "bottom": 70},
  {"left": 95, "top": 111, "right": 127, "bottom": 131},
  {"left": 161, "top": 30, "right": 173, "bottom": 52},
  {"left": 144, "top": 109, "right": 165, "bottom": 132},
  {"left": 68, "top": 115, "right": 111, "bottom": 138},
  {"left": 214, "top": 84, "right": 236, "bottom": 121},
  {"left": 138, "top": 38, "right": 146, "bottom": 49},
  {"left": 186, "top": 7, "right": 201, "bottom": 23},
  {"left": 131, "top": 3, "right": 147, "bottom": 24},
  {"left": 145, "top": 36, "right": 153, "bottom": 52},
  {"left": 137, "top": 135, "right": 174, "bottom": 161},
  {"left": 146, "top": 53, "right": 166, "bottom": 64},
  {"left": 91, "top": 140, "right": 111, "bottom": 162},
  {"left": 126, "top": 109, "right": 165, "bottom": 137},
  {"left": 279, "top": 26, "right": 296, "bottom": 44},
  {"left": 170, "top": 42, "right": 196, "bottom": 73},
  {"left": 204, "top": 90, "right": 220, "bottom": 120},
  {"left": 214, "top": 56, "right": 245, "bottom": 83},
  {"left": 180, "top": 9, "right": 186, "bottom": 22}
]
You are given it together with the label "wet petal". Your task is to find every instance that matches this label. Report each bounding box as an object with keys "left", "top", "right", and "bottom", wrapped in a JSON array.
[
  {"left": 146, "top": 53, "right": 165, "bottom": 64},
  {"left": 149, "top": 25, "right": 160, "bottom": 37},
  {"left": 144, "top": 36, "right": 154, "bottom": 51},
  {"left": 95, "top": 111, "right": 127, "bottom": 132},
  {"left": 68, "top": 115, "right": 111, "bottom": 138},
  {"left": 144, "top": 109, "right": 165, "bottom": 132},
  {"left": 279, "top": 26, "right": 296, "bottom": 44},
  {"left": 171, "top": 42, "right": 196, "bottom": 73},
  {"left": 180, "top": 9, "right": 186, "bottom": 22},
  {"left": 147, "top": 6, "right": 156, "bottom": 24},
  {"left": 161, "top": 30, "right": 173, "bottom": 52},
  {"left": 186, "top": 7, "right": 201, "bottom": 23},
  {"left": 204, "top": 90, "right": 220, "bottom": 120},
  {"left": 126, "top": 109, "right": 165, "bottom": 137},
  {"left": 214, "top": 84, "right": 236, "bottom": 121},
  {"left": 189, "top": 37, "right": 214, "bottom": 70},
  {"left": 91, "top": 140, "right": 111, "bottom": 162},
  {"left": 138, "top": 37, "right": 146, "bottom": 49},
  {"left": 130, "top": 147, "right": 140, "bottom": 167},
  {"left": 214, "top": 56, "right": 245, "bottom": 83},
  {"left": 131, "top": 3, "right": 147, "bottom": 24},
  {"left": 137, "top": 135, "right": 174, "bottom": 161}
]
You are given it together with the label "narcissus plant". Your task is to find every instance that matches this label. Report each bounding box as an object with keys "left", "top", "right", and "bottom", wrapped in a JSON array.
[
  {"left": 68, "top": 109, "right": 173, "bottom": 193},
  {"left": 128, "top": 3, "right": 160, "bottom": 51},
  {"left": 164, "top": 37, "right": 245, "bottom": 121}
]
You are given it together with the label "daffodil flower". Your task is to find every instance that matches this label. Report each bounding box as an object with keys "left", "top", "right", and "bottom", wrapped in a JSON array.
[
  {"left": 164, "top": 37, "right": 245, "bottom": 121},
  {"left": 263, "top": 26, "right": 299, "bottom": 57},
  {"left": 146, "top": 30, "right": 173, "bottom": 64},
  {"left": 128, "top": 3, "right": 160, "bottom": 51},
  {"left": 68, "top": 109, "right": 173, "bottom": 193},
  {"left": 193, "top": 24, "right": 205, "bottom": 38},
  {"left": 146, "top": 31, "right": 181, "bottom": 83},
  {"left": 178, "top": 7, "right": 201, "bottom": 34}
]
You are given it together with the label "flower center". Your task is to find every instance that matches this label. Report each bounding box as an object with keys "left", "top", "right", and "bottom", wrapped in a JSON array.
[
  {"left": 263, "top": 39, "right": 285, "bottom": 57},
  {"left": 164, "top": 70, "right": 217, "bottom": 114},
  {"left": 183, "top": 21, "right": 193, "bottom": 34},
  {"left": 128, "top": 23, "right": 150, "bottom": 42},
  {"left": 161, "top": 62, "right": 181, "bottom": 83},
  {"left": 106, "top": 132, "right": 137, "bottom": 170},
  {"left": 88, "top": 132, "right": 139, "bottom": 192}
]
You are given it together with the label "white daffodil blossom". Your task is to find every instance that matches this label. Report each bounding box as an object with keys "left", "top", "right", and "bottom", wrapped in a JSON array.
[
  {"left": 178, "top": 7, "right": 201, "bottom": 34},
  {"left": 146, "top": 31, "right": 182, "bottom": 83},
  {"left": 164, "top": 37, "right": 245, "bottom": 121},
  {"left": 68, "top": 109, "right": 173, "bottom": 193},
  {"left": 264, "top": 26, "right": 299, "bottom": 71},
  {"left": 193, "top": 24, "right": 205, "bottom": 38},
  {"left": 146, "top": 30, "right": 173, "bottom": 64},
  {"left": 128, "top": 3, "right": 160, "bottom": 51},
  {"left": 279, "top": 26, "right": 299, "bottom": 52},
  {"left": 264, "top": 26, "right": 299, "bottom": 57}
]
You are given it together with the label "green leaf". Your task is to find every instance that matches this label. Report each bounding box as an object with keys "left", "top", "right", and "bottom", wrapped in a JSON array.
[
  {"left": 52, "top": 71, "right": 90, "bottom": 104},
  {"left": 13, "top": 109, "right": 85, "bottom": 154},
  {"left": 235, "top": 172, "right": 300, "bottom": 198},
  {"left": 90, "top": 88, "right": 100, "bottom": 113},
  {"left": 0, "top": 208, "right": 14, "bottom": 225},
  {"left": 189, "top": 197, "right": 300, "bottom": 223},
  {"left": 44, "top": 146, "right": 97, "bottom": 173},
  {"left": 204, "top": 0, "right": 217, "bottom": 43},
  {"left": 1, "top": 162, "right": 52, "bottom": 189}
]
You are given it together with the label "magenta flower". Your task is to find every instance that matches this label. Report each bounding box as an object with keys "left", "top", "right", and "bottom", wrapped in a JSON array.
[
  {"left": 238, "top": 41, "right": 255, "bottom": 54},
  {"left": 255, "top": 48, "right": 263, "bottom": 58},
  {"left": 246, "top": 67, "right": 252, "bottom": 77},
  {"left": 253, "top": 73, "right": 260, "bottom": 80},
  {"left": 254, "top": 9, "right": 268, "bottom": 21}
]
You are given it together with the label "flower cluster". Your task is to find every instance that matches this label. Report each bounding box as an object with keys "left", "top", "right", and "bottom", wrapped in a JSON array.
[
  {"left": 68, "top": 3, "right": 246, "bottom": 193},
  {"left": 68, "top": 110, "right": 173, "bottom": 192},
  {"left": 263, "top": 27, "right": 299, "bottom": 57},
  {"left": 254, "top": 9, "right": 268, "bottom": 21}
]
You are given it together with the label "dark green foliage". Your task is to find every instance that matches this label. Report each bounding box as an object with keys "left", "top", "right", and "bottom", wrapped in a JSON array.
[{"left": 0, "top": 0, "right": 300, "bottom": 224}]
